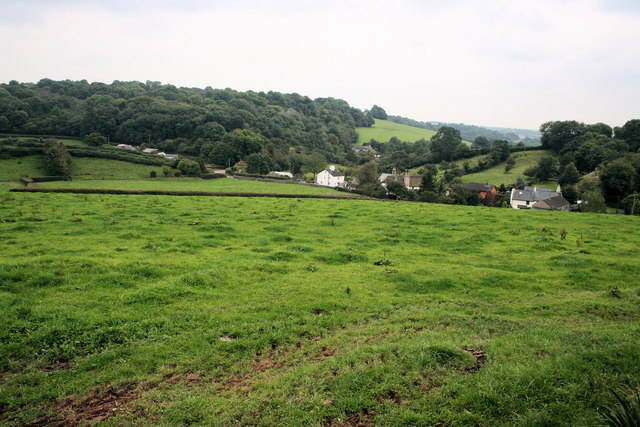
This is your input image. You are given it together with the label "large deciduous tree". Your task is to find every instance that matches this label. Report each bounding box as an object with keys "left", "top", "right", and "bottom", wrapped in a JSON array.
[
  {"left": 177, "top": 158, "right": 201, "bottom": 176},
  {"left": 369, "top": 105, "right": 388, "bottom": 120},
  {"left": 43, "top": 138, "right": 71, "bottom": 176},
  {"left": 614, "top": 119, "right": 640, "bottom": 152},
  {"left": 599, "top": 158, "right": 637, "bottom": 204},
  {"left": 83, "top": 132, "right": 107, "bottom": 146},
  {"left": 539, "top": 120, "right": 587, "bottom": 153},
  {"left": 558, "top": 162, "right": 580, "bottom": 187},
  {"left": 302, "top": 152, "right": 326, "bottom": 177},
  {"left": 430, "top": 126, "right": 463, "bottom": 162},
  {"left": 245, "top": 152, "right": 274, "bottom": 175}
]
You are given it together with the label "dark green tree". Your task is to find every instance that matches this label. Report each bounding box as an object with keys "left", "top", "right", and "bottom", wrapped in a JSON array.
[
  {"left": 245, "top": 153, "right": 274, "bottom": 174},
  {"left": 472, "top": 135, "right": 490, "bottom": 149},
  {"left": 430, "top": 126, "right": 463, "bottom": 162},
  {"left": 600, "top": 158, "right": 637, "bottom": 204},
  {"left": 386, "top": 180, "right": 409, "bottom": 200},
  {"left": 221, "top": 129, "right": 266, "bottom": 158},
  {"left": 561, "top": 185, "right": 578, "bottom": 204},
  {"left": 43, "top": 138, "right": 71, "bottom": 176},
  {"left": 540, "top": 120, "right": 587, "bottom": 153},
  {"left": 356, "top": 161, "right": 379, "bottom": 186},
  {"left": 535, "top": 156, "right": 559, "bottom": 181},
  {"left": 586, "top": 122, "right": 613, "bottom": 138},
  {"left": 558, "top": 162, "right": 580, "bottom": 187},
  {"left": 420, "top": 169, "right": 436, "bottom": 192},
  {"left": 209, "top": 142, "right": 239, "bottom": 167},
  {"left": 177, "top": 158, "right": 201, "bottom": 176},
  {"left": 614, "top": 119, "right": 640, "bottom": 152},
  {"left": 369, "top": 105, "right": 388, "bottom": 120},
  {"left": 83, "top": 132, "right": 107, "bottom": 146},
  {"left": 302, "top": 152, "right": 326, "bottom": 177},
  {"left": 504, "top": 156, "right": 516, "bottom": 172},
  {"left": 580, "top": 190, "right": 607, "bottom": 213}
]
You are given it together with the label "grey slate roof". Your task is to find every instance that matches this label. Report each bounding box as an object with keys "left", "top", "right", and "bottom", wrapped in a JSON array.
[
  {"left": 532, "top": 195, "right": 570, "bottom": 210},
  {"left": 511, "top": 188, "right": 559, "bottom": 202}
]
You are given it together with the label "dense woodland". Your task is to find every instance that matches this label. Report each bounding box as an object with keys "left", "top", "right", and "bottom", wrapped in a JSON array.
[{"left": 0, "top": 79, "right": 374, "bottom": 169}]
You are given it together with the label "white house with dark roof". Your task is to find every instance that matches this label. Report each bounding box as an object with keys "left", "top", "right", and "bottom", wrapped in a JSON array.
[
  {"left": 316, "top": 166, "right": 345, "bottom": 187},
  {"left": 510, "top": 186, "right": 569, "bottom": 210}
]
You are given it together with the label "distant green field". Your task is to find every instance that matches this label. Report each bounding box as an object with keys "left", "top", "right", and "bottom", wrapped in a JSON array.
[
  {"left": 461, "top": 150, "right": 554, "bottom": 187},
  {"left": 0, "top": 136, "right": 86, "bottom": 147},
  {"left": 0, "top": 156, "right": 173, "bottom": 182},
  {"left": 0, "top": 190, "right": 638, "bottom": 425},
  {"left": 42, "top": 178, "right": 341, "bottom": 194},
  {"left": 357, "top": 119, "right": 437, "bottom": 143}
]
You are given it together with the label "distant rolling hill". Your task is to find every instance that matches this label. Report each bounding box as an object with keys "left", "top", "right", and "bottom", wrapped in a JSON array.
[
  {"left": 357, "top": 119, "right": 471, "bottom": 145},
  {"left": 356, "top": 119, "right": 437, "bottom": 143}
]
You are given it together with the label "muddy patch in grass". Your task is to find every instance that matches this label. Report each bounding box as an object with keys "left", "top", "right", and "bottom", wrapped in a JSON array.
[
  {"left": 461, "top": 346, "right": 487, "bottom": 373},
  {"left": 29, "top": 382, "right": 143, "bottom": 426}
]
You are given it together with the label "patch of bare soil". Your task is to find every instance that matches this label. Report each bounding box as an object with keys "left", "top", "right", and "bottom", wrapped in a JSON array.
[
  {"left": 328, "top": 408, "right": 377, "bottom": 427},
  {"left": 375, "top": 390, "right": 402, "bottom": 405},
  {"left": 27, "top": 382, "right": 142, "bottom": 426},
  {"left": 461, "top": 346, "right": 487, "bottom": 373}
]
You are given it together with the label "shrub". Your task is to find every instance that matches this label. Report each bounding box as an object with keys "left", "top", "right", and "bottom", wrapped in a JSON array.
[
  {"left": 150, "top": 170, "right": 157, "bottom": 178},
  {"left": 83, "top": 132, "right": 107, "bottom": 146},
  {"left": 43, "top": 139, "right": 71, "bottom": 176}
]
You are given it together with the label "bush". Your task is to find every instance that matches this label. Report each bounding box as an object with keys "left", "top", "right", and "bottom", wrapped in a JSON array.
[
  {"left": 200, "top": 173, "right": 226, "bottom": 180},
  {"left": 43, "top": 139, "right": 71, "bottom": 176},
  {"left": 150, "top": 170, "right": 157, "bottom": 178},
  {"left": 83, "top": 132, "right": 107, "bottom": 146},
  {"left": 177, "top": 158, "right": 201, "bottom": 176}
]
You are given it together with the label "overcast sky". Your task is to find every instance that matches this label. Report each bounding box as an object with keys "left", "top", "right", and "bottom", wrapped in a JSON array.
[{"left": 1, "top": 0, "right": 639, "bottom": 129}]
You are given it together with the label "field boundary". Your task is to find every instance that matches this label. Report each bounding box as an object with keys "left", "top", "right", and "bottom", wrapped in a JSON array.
[{"left": 9, "top": 187, "right": 370, "bottom": 200}]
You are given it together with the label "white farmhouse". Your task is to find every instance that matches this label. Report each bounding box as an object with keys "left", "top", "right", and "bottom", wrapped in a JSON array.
[
  {"left": 316, "top": 166, "right": 345, "bottom": 188},
  {"left": 510, "top": 186, "right": 568, "bottom": 210}
]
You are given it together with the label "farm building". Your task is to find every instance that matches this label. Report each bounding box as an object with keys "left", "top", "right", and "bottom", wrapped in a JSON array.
[
  {"left": 510, "top": 186, "right": 568, "bottom": 210},
  {"left": 351, "top": 145, "right": 374, "bottom": 155},
  {"left": 379, "top": 169, "right": 421, "bottom": 190},
  {"left": 531, "top": 194, "right": 571, "bottom": 211},
  {"left": 316, "top": 166, "right": 345, "bottom": 187}
]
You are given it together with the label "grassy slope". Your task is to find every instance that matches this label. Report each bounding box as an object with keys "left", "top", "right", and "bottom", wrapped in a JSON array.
[
  {"left": 0, "top": 190, "right": 638, "bottom": 425},
  {"left": 357, "top": 119, "right": 438, "bottom": 143},
  {"left": 461, "top": 150, "right": 554, "bottom": 187},
  {"left": 0, "top": 156, "right": 173, "bottom": 182},
  {"left": 41, "top": 178, "right": 341, "bottom": 194}
]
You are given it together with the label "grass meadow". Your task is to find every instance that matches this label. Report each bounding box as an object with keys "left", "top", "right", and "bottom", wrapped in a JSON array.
[
  {"left": 357, "top": 120, "right": 438, "bottom": 144},
  {"left": 31, "top": 178, "right": 342, "bottom": 195},
  {"left": 0, "top": 156, "right": 174, "bottom": 182},
  {"left": 460, "top": 150, "right": 555, "bottom": 187},
  {"left": 0, "top": 186, "right": 639, "bottom": 425}
]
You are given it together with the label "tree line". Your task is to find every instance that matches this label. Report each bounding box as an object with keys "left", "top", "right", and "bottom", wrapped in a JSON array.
[{"left": 0, "top": 79, "right": 374, "bottom": 169}]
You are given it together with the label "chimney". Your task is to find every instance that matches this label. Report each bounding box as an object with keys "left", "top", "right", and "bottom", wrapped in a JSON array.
[
  {"left": 330, "top": 165, "right": 335, "bottom": 171},
  {"left": 556, "top": 184, "right": 562, "bottom": 194},
  {"left": 392, "top": 168, "right": 397, "bottom": 175},
  {"left": 405, "top": 170, "right": 410, "bottom": 187}
]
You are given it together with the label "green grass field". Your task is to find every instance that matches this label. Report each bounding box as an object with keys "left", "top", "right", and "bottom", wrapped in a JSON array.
[
  {"left": 40, "top": 178, "right": 341, "bottom": 194},
  {"left": 357, "top": 120, "right": 438, "bottom": 143},
  {"left": 1, "top": 187, "right": 638, "bottom": 425},
  {"left": 0, "top": 156, "right": 174, "bottom": 183},
  {"left": 461, "top": 150, "right": 554, "bottom": 187}
]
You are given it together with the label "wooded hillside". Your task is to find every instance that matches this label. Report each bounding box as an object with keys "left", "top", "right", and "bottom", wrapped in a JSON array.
[{"left": 0, "top": 79, "right": 374, "bottom": 167}]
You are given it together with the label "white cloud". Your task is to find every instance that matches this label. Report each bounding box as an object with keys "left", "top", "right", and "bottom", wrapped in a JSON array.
[{"left": 0, "top": 0, "right": 639, "bottom": 128}]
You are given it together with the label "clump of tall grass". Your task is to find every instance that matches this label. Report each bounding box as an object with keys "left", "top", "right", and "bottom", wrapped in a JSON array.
[{"left": 600, "top": 388, "right": 640, "bottom": 427}]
